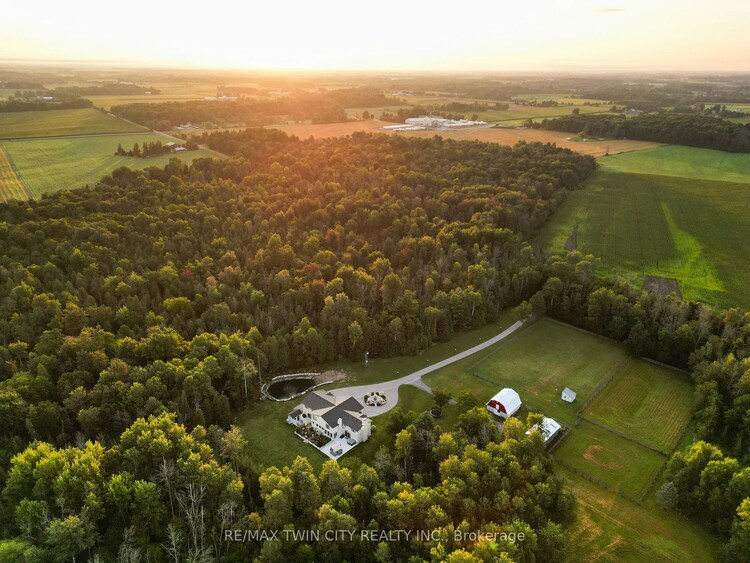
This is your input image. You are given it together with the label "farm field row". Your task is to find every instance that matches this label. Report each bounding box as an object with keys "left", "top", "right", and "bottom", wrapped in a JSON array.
[
  {"left": 0, "top": 145, "right": 30, "bottom": 202},
  {"left": 537, "top": 159, "right": 750, "bottom": 308},
  {"left": 3, "top": 133, "right": 221, "bottom": 198},
  {"left": 0, "top": 108, "right": 147, "bottom": 139},
  {"left": 597, "top": 145, "right": 750, "bottom": 184},
  {"left": 267, "top": 120, "right": 660, "bottom": 157}
]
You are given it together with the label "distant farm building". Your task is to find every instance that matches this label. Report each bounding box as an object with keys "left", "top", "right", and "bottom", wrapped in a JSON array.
[
  {"left": 561, "top": 387, "right": 577, "bottom": 403},
  {"left": 383, "top": 115, "right": 490, "bottom": 132},
  {"left": 526, "top": 417, "right": 562, "bottom": 445},
  {"left": 486, "top": 388, "right": 522, "bottom": 419}
]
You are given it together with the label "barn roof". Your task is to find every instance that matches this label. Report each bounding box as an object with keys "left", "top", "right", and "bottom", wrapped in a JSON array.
[{"left": 487, "top": 388, "right": 522, "bottom": 415}]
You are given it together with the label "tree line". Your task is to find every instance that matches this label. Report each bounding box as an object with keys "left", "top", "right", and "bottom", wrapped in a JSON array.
[
  {"left": 533, "top": 112, "right": 750, "bottom": 152},
  {"left": 110, "top": 88, "right": 397, "bottom": 130},
  {"left": 115, "top": 140, "right": 198, "bottom": 158}
]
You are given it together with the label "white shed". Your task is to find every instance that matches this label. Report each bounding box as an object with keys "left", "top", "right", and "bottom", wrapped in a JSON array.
[
  {"left": 561, "top": 387, "right": 577, "bottom": 403},
  {"left": 526, "top": 417, "right": 562, "bottom": 445},
  {"left": 486, "top": 388, "right": 522, "bottom": 419}
]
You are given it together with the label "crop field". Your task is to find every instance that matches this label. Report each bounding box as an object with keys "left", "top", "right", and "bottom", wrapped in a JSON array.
[
  {"left": 3, "top": 133, "right": 221, "bottom": 198},
  {"left": 471, "top": 103, "right": 607, "bottom": 124},
  {"left": 0, "top": 108, "right": 147, "bottom": 139},
  {"left": 470, "top": 318, "right": 629, "bottom": 425},
  {"left": 87, "top": 94, "right": 207, "bottom": 111},
  {"left": 537, "top": 155, "right": 750, "bottom": 308},
  {"left": 554, "top": 421, "right": 666, "bottom": 498},
  {"left": 268, "top": 120, "right": 660, "bottom": 156},
  {"left": 598, "top": 145, "right": 750, "bottom": 184},
  {"left": 0, "top": 145, "right": 31, "bottom": 202},
  {"left": 584, "top": 361, "right": 694, "bottom": 451}
]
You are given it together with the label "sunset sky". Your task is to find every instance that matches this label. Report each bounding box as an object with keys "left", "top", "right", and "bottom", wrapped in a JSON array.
[{"left": 2, "top": 0, "right": 749, "bottom": 71}]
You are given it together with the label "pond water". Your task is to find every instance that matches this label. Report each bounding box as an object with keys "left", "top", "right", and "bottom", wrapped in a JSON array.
[{"left": 266, "top": 377, "right": 316, "bottom": 400}]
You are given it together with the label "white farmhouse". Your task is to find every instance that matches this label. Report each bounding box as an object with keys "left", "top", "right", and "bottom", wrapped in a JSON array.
[{"left": 287, "top": 391, "right": 372, "bottom": 445}]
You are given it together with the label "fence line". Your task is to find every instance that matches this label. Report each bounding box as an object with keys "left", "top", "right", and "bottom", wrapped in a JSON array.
[
  {"left": 578, "top": 415, "right": 669, "bottom": 456},
  {"left": 556, "top": 459, "right": 643, "bottom": 505}
]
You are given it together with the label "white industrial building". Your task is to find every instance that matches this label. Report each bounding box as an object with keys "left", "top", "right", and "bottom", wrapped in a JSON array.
[{"left": 383, "top": 115, "right": 491, "bottom": 132}]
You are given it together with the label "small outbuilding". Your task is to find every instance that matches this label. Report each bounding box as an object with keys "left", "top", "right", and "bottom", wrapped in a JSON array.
[
  {"left": 486, "top": 388, "right": 522, "bottom": 419},
  {"left": 526, "top": 417, "right": 562, "bottom": 445},
  {"left": 561, "top": 387, "right": 577, "bottom": 403}
]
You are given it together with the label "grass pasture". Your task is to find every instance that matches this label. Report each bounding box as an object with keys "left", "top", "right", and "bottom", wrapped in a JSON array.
[
  {"left": 563, "top": 469, "right": 718, "bottom": 562},
  {"left": 554, "top": 420, "right": 666, "bottom": 498},
  {"left": 598, "top": 145, "right": 750, "bottom": 184},
  {"left": 584, "top": 360, "right": 694, "bottom": 451},
  {"left": 537, "top": 159, "right": 750, "bottom": 308},
  {"left": 0, "top": 145, "right": 30, "bottom": 202},
  {"left": 3, "top": 133, "right": 220, "bottom": 198},
  {"left": 0, "top": 108, "right": 146, "bottom": 139},
  {"left": 467, "top": 318, "right": 629, "bottom": 425}
]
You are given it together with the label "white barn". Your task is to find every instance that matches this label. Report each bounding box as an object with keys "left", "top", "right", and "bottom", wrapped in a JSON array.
[
  {"left": 561, "top": 387, "right": 577, "bottom": 403},
  {"left": 486, "top": 388, "right": 522, "bottom": 419},
  {"left": 526, "top": 417, "right": 562, "bottom": 445}
]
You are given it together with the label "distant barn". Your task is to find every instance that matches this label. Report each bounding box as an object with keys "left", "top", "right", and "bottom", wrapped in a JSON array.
[
  {"left": 561, "top": 387, "right": 577, "bottom": 403},
  {"left": 486, "top": 388, "right": 521, "bottom": 419}
]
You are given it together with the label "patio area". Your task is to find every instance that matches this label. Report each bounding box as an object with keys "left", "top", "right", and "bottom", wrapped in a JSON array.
[{"left": 295, "top": 429, "right": 360, "bottom": 460}]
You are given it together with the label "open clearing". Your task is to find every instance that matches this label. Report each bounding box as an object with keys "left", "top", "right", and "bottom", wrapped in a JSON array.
[
  {"left": 563, "top": 469, "right": 718, "bottom": 562},
  {"left": 0, "top": 145, "right": 31, "bottom": 202},
  {"left": 537, "top": 160, "right": 750, "bottom": 308},
  {"left": 0, "top": 108, "right": 147, "bottom": 139},
  {"left": 267, "top": 121, "right": 660, "bottom": 157},
  {"left": 3, "top": 133, "right": 220, "bottom": 198},
  {"left": 468, "top": 318, "right": 630, "bottom": 425},
  {"left": 584, "top": 361, "right": 694, "bottom": 451},
  {"left": 554, "top": 421, "right": 666, "bottom": 498}
]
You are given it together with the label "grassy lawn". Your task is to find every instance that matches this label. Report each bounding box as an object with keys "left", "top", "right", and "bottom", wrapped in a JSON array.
[
  {"left": 3, "top": 133, "right": 221, "bottom": 198},
  {"left": 584, "top": 360, "right": 694, "bottom": 451},
  {"left": 315, "top": 309, "right": 518, "bottom": 390},
  {"left": 562, "top": 469, "right": 718, "bottom": 562},
  {"left": 468, "top": 318, "right": 629, "bottom": 425},
  {"left": 537, "top": 165, "right": 750, "bottom": 308},
  {"left": 0, "top": 108, "right": 146, "bottom": 139},
  {"left": 554, "top": 421, "right": 666, "bottom": 498}
]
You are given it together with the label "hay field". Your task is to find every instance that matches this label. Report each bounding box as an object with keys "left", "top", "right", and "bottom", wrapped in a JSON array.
[
  {"left": 4, "top": 133, "right": 220, "bottom": 198},
  {"left": 0, "top": 108, "right": 147, "bottom": 139},
  {"left": 0, "top": 145, "right": 31, "bottom": 202},
  {"left": 267, "top": 121, "right": 660, "bottom": 156}
]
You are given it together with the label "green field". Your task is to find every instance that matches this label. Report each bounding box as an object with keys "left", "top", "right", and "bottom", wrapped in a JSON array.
[
  {"left": 0, "top": 108, "right": 146, "bottom": 139},
  {"left": 584, "top": 361, "right": 694, "bottom": 451},
  {"left": 0, "top": 145, "right": 30, "bottom": 202},
  {"left": 554, "top": 421, "right": 666, "bottom": 498},
  {"left": 3, "top": 134, "right": 221, "bottom": 198},
  {"left": 537, "top": 151, "right": 750, "bottom": 308},
  {"left": 597, "top": 145, "right": 750, "bottom": 184},
  {"left": 563, "top": 470, "right": 718, "bottom": 562},
  {"left": 468, "top": 318, "right": 629, "bottom": 425},
  {"left": 472, "top": 103, "right": 608, "bottom": 124}
]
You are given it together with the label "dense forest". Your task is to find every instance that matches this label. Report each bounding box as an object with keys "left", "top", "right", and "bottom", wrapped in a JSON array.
[
  {"left": 0, "top": 131, "right": 595, "bottom": 560},
  {"left": 534, "top": 112, "right": 750, "bottom": 152},
  {"left": 110, "top": 89, "right": 397, "bottom": 130}
]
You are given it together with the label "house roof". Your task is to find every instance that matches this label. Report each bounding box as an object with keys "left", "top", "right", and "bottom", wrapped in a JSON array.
[
  {"left": 487, "top": 388, "right": 522, "bottom": 414},
  {"left": 299, "top": 390, "right": 335, "bottom": 411},
  {"left": 289, "top": 408, "right": 301, "bottom": 419},
  {"left": 562, "top": 387, "right": 577, "bottom": 398},
  {"left": 292, "top": 391, "right": 368, "bottom": 432}
]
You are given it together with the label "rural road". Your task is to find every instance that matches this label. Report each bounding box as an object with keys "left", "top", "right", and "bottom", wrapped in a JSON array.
[{"left": 329, "top": 319, "right": 526, "bottom": 416}]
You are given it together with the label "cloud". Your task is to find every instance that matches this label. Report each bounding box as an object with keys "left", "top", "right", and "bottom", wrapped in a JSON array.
[{"left": 596, "top": 7, "right": 624, "bottom": 13}]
